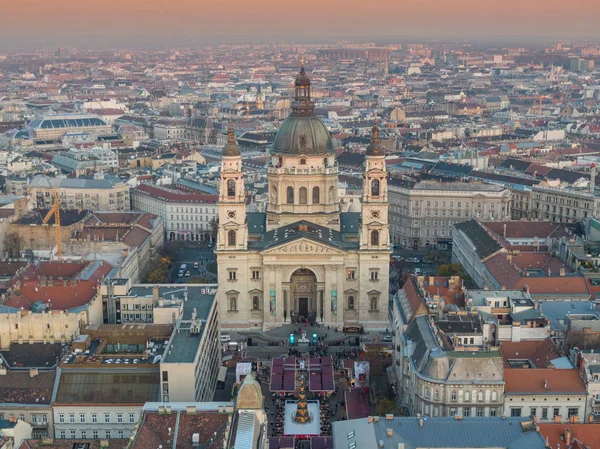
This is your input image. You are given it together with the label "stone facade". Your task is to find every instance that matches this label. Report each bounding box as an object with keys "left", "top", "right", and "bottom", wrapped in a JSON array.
[
  {"left": 215, "top": 67, "right": 390, "bottom": 331},
  {"left": 388, "top": 180, "right": 511, "bottom": 249}
]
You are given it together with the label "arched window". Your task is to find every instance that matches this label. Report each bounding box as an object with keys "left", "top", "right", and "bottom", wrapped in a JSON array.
[
  {"left": 227, "top": 230, "right": 236, "bottom": 247},
  {"left": 252, "top": 296, "right": 260, "bottom": 310},
  {"left": 348, "top": 296, "right": 355, "bottom": 310},
  {"left": 371, "top": 230, "right": 379, "bottom": 246},
  {"left": 299, "top": 187, "right": 307, "bottom": 204},
  {"left": 227, "top": 179, "right": 236, "bottom": 197},
  {"left": 300, "top": 158, "right": 306, "bottom": 165},
  {"left": 371, "top": 179, "right": 380, "bottom": 197},
  {"left": 287, "top": 186, "right": 294, "bottom": 204},
  {"left": 312, "top": 186, "right": 320, "bottom": 204},
  {"left": 329, "top": 186, "right": 335, "bottom": 203}
]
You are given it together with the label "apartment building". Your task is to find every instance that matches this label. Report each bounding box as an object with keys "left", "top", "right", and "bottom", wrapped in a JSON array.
[
  {"left": 153, "top": 118, "right": 188, "bottom": 141},
  {"left": 99, "top": 283, "right": 222, "bottom": 403},
  {"left": 503, "top": 369, "right": 587, "bottom": 423},
  {"left": 131, "top": 183, "right": 217, "bottom": 241},
  {"left": 388, "top": 180, "right": 511, "bottom": 249},
  {"left": 399, "top": 316, "right": 505, "bottom": 417},
  {"left": 530, "top": 184, "right": 600, "bottom": 223},
  {"left": 29, "top": 174, "right": 130, "bottom": 211}
]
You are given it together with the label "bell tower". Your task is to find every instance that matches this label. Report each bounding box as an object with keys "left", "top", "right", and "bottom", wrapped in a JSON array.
[
  {"left": 360, "top": 122, "right": 390, "bottom": 250},
  {"left": 217, "top": 121, "right": 247, "bottom": 251}
]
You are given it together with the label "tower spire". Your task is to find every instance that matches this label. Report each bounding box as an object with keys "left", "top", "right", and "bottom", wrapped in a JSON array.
[{"left": 222, "top": 114, "right": 240, "bottom": 157}]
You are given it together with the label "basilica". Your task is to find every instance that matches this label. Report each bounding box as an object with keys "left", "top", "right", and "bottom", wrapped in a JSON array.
[{"left": 216, "top": 64, "right": 390, "bottom": 331}]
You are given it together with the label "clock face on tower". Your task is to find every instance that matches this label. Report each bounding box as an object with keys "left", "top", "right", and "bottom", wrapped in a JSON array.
[
  {"left": 227, "top": 210, "right": 236, "bottom": 219},
  {"left": 371, "top": 210, "right": 380, "bottom": 219}
]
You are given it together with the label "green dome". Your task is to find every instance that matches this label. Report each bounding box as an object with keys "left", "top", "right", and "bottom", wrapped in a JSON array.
[
  {"left": 271, "top": 64, "right": 333, "bottom": 156},
  {"left": 272, "top": 113, "right": 333, "bottom": 156}
]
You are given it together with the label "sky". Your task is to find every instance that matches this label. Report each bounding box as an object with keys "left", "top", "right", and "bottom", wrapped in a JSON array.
[{"left": 1, "top": 0, "right": 600, "bottom": 48}]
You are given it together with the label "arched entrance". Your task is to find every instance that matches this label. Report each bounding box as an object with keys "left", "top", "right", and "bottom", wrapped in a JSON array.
[{"left": 290, "top": 268, "right": 317, "bottom": 323}]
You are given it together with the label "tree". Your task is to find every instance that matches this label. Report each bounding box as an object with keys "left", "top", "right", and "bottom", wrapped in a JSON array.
[
  {"left": 375, "top": 398, "right": 395, "bottom": 416},
  {"left": 209, "top": 217, "right": 218, "bottom": 241},
  {"left": 159, "top": 109, "right": 172, "bottom": 117}
]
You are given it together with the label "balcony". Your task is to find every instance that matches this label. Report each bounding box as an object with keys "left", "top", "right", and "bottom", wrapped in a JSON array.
[{"left": 268, "top": 165, "right": 339, "bottom": 176}]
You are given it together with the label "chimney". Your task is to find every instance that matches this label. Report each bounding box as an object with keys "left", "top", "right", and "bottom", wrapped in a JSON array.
[
  {"left": 590, "top": 164, "right": 596, "bottom": 194},
  {"left": 419, "top": 418, "right": 423, "bottom": 428},
  {"left": 559, "top": 268, "right": 565, "bottom": 277},
  {"left": 565, "top": 428, "right": 571, "bottom": 446},
  {"left": 386, "top": 429, "right": 393, "bottom": 437},
  {"left": 503, "top": 223, "right": 507, "bottom": 239},
  {"left": 386, "top": 414, "right": 394, "bottom": 420},
  {"left": 153, "top": 285, "right": 160, "bottom": 301}
]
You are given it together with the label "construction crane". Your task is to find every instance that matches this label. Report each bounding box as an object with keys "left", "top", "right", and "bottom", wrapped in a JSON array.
[{"left": 42, "top": 191, "right": 62, "bottom": 260}]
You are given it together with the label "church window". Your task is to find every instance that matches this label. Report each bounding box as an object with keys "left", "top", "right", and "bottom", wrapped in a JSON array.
[
  {"left": 228, "top": 271, "right": 237, "bottom": 281},
  {"left": 312, "top": 186, "right": 320, "bottom": 204},
  {"left": 227, "top": 179, "right": 235, "bottom": 197},
  {"left": 371, "top": 230, "right": 379, "bottom": 246},
  {"left": 299, "top": 187, "right": 307, "bottom": 204},
  {"left": 228, "top": 230, "right": 236, "bottom": 247},
  {"left": 287, "top": 186, "right": 294, "bottom": 204},
  {"left": 370, "top": 270, "right": 379, "bottom": 281},
  {"left": 252, "top": 270, "right": 260, "bottom": 280},
  {"left": 300, "top": 158, "right": 306, "bottom": 165},
  {"left": 346, "top": 269, "right": 355, "bottom": 280},
  {"left": 372, "top": 179, "right": 380, "bottom": 197},
  {"left": 348, "top": 296, "right": 355, "bottom": 310},
  {"left": 252, "top": 296, "right": 260, "bottom": 310}
]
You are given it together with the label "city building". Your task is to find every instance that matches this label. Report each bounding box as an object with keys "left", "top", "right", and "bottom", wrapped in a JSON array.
[
  {"left": 215, "top": 65, "right": 390, "bottom": 330},
  {"left": 131, "top": 183, "right": 218, "bottom": 241},
  {"left": 52, "top": 365, "right": 158, "bottom": 440},
  {"left": 0, "top": 344, "right": 59, "bottom": 438},
  {"left": 0, "top": 417, "right": 33, "bottom": 449},
  {"left": 399, "top": 315, "right": 505, "bottom": 417},
  {"left": 388, "top": 180, "right": 511, "bottom": 249},
  {"left": 503, "top": 369, "right": 587, "bottom": 422},
  {"left": 0, "top": 261, "right": 109, "bottom": 349},
  {"left": 51, "top": 148, "right": 119, "bottom": 175},
  {"left": 531, "top": 183, "right": 600, "bottom": 223},
  {"left": 100, "top": 283, "right": 221, "bottom": 403},
  {"left": 332, "top": 416, "right": 547, "bottom": 449},
  {"left": 29, "top": 174, "right": 130, "bottom": 212},
  {"left": 152, "top": 118, "right": 188, "bottom": 141}
]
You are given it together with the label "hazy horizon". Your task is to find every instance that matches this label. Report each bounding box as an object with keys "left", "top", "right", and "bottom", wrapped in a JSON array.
[{"left": 1, "top": 0, "right": 600, "bottom": 49}]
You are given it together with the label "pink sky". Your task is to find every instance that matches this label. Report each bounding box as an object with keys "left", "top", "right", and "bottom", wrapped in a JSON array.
[{"left": 1, "top": 0, "right": 599, "bottom": 47}]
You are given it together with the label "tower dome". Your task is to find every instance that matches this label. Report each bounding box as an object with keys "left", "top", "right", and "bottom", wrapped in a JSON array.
[
  {"left": 271, "top": 62, "right": 333, "bottom": 156},
  {"left": 222, "top": 120, "right": 241, "bottom": 157},
  {"left": 366, "top": 121, "right": 385, "bottom": 156}
]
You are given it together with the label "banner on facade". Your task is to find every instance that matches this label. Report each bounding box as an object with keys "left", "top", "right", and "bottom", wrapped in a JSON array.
[
  {"left": 270, "top": 289, "right": 276, "bottom": 316},
  {"left": 331, "top": 289, "right": 337, "bottom": 316}
]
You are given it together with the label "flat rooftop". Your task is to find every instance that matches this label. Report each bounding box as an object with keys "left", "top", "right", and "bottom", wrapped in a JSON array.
[{"left": 128, "top": 285, "right": 217, "bottom": 364}]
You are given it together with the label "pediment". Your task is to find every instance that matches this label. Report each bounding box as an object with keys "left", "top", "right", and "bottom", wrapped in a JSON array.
[{"left": 261, "top": 237, "right": 344, "bottom": 256}]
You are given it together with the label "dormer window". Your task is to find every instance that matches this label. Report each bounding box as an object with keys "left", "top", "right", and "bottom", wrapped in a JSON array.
[{"left": 300, "top": 158, "right": 306, "bottom": 165}]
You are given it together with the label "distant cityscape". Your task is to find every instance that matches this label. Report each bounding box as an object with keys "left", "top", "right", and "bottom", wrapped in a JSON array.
[{"left": 0, "top": 40, "right": 600, "bottom": 449}]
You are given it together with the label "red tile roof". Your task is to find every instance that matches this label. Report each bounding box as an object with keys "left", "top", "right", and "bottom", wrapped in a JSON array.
[
  {"left": 504, "top": 368, "right": 586, "bottom": 394},
  {"left": 122, "top": 227, "right": 150, "bottom": 248},
  {"left": 499, "top": 339, "right": 562, "bottom": 368},
  {"left": 511, "top": 253, "right": 551, "bottom": 271},
  {"left": 538, "top": 423, "right": 600, "bottom": 449},
  {"left": 484, "top": 221, "right": 567, "bottom": 239},
  {"left": 6, "top": 280, "right": 100, "bottom": 311},
  {"left": 132, "top": 412, "right": 229, "bottom": 449},
  {"left": 484, "top": 254, "right": 521, "bottom": 289},
  {"left": 514, "top": 276, "right": 590, "bottom": 296}
]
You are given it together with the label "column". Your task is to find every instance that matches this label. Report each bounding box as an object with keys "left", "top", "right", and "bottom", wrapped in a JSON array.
[
  {"left": 323, "top": 265, "right": 333, "bottom": 325},
  {"left": 336, "top": 265, "right": 345, "bottom": 327},
  {"left": 275, "top": 268, "right": 284, "bottom": 324}
]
